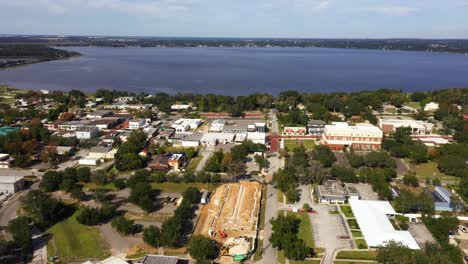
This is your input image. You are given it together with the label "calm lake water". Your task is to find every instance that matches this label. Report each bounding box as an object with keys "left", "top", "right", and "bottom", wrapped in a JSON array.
[{"left": 0, "top": 47, "right": 467, "bottom": 95}]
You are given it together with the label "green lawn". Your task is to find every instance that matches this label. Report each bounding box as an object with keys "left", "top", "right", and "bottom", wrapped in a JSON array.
[
  {"left": 47, "top": 211, "right": 110, "bottom": 262},
  {"left": 284, "top": 139, "right": 316, "bottom": 151},
  {"left": 354, "top": 239, "right": 368, "bottom": 249},
  {"left": 83, "top": 182, "right": 118, "bottom": 191},
  {"left": 277, "top": 189, "right": 285, "bottom": 203},
  {"left": 186, "top": 154, "right": 203, "bottom": 172},
  {"left": 335, "top": 250, "right": 378, "bottom": 260},
  {"left": 351, "top": 230, "right": 363, "bottom": 238},
  {"left": 347, "top": 219, "right": 360, "bottom": 230},
  {"left": 151, "top": 182, "right": 219, "bottom": 193},
  {"left": 287, "top": 212, "right": 314, "bottom": 248},
  {"left": 408, "top": 160, "right": 457, "bottom": 181},
  {"left": 278, "top": 250, "right": 286, "bottom": 264},
  {"left": 334, "top": 261, "right": 377, "bottom": 264},
  {"left": 340, "top": 205, "right": 355, "bottom": 218},
  {"left": 405, "top": 101, "right": 421, "bottom": 109},
  {"left": 290, "top": 260, "right": 321, "bottom": 264}
]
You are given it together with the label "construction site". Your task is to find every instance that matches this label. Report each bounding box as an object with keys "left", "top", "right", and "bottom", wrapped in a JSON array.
[{"left": 194, "top": 181, "right": 262, "bottom": 263}]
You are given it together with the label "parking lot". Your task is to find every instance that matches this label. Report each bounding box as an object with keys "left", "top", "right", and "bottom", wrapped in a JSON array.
[
  {"left": 347, "top": 183, "right": 379, "bottom": 200},
  {"left": 310, "top": 204, "right": 353, "bottom": 263},
  {"left": 408, "top": 222, "right": 436, "bottom": 247}
]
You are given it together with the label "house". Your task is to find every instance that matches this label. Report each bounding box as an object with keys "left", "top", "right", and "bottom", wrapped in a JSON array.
[
  {"left": 322, "top": 122, "right": 383, "bottom": 151},
  {"left": 283, "top": 126, "right": 307, "bottom": 136},
  {"left": 141, "top": 254, "right": 190, "bottom": 264},
  {"left": 378, "top": 118, "right": 433, "bottom": 135},
  {"left": 307, "top": 120, "right": 326, "bottom": 136},
  {"left": 168, "top": 153, "right": 187, "bottom": 171},
  {"left": 149, "top": 155, "right": 171, "bottom": 170},
  {"left": 433, "top": 186, "right": 455, "bottom": 212},
  {"left": 424, "top": 102, "right": 440, "bottom": 112},
  {"left": 0, "top": 176, "right": 25, "bottom": 194},
  {"left": 315, "top": 180, "right": 346, "bottom": 204},
  {"left": 44, "top": 121, "right": 63, "bottom": 131},
  {"left": 76, "top": 127, "right": 100, "bottom": 140},
  {"left": 129, "top": 118, "right": 147, "bottom": 130},
  {"left": 0, "top": 154, "right": 14, "bottom": 169}
]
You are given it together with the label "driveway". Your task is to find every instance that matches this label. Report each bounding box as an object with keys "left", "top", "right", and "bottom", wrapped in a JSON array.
[
  {"left": 196, "top": 146, "right": 214, "bottom": 172},
  {"left": 310, "top": 204, "right": 352, "bottom": 264}
]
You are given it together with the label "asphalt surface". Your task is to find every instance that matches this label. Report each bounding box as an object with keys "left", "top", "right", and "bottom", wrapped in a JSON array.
[{"left": 261, "top": 184, "right": 278, "bottom": 264}]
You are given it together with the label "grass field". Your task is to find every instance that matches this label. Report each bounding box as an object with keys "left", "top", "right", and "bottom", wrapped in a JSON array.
[
  {"left": 340, "top": 205, "right": 355, "bottom": 218},
  {"left": 290, "top": 260, "right": 321, "bottom": 264},
  {"left": 408, "top": 160, "right": 457, "bottom": 181},
  {"left": 354, "top": 239, "right": 368, "bottom": 249},
  {"left": 347, "top": 219, "right": 360, "bottom": 230},
  {"left": 277, "top": 189, "right": 285, "bottom": 203},
  {"left": 47, "top": 211, "right": 109, "bottom": 262},
  {"left": 151, "top": 182, "right": 219, "bottom": 193},
  {"left": 284, "top": 139, "right": 316, "bottom": 151},
  {"left": 351, "top": 230, "right": 363, "bottom": 238},
  {"left": 335, "top": 250, "right": 378, "bottom": 260},
  {"left": 334, "top": 261, "right": 377, "bottom": 264},
  {"left": 287, "top": 212, "right": 314, "bottom": 248},
  {"left": 405, "top": 102, "right": 421, "bottom": 109},
  {"left": 186, "top": 154, "right": 203, "bottom": 172},
  {"left": 83, "top": 182, "right": 118, "bottom": 191}
]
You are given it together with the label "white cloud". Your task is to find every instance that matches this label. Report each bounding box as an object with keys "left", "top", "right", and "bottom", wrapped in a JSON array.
[{"left": 368, "top": 6, "right": 418, "bottom": 16}]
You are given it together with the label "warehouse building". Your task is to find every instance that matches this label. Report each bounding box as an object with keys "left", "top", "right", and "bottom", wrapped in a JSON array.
[{"left": 0, "top": 176, "right": 25, "bottom": 194}]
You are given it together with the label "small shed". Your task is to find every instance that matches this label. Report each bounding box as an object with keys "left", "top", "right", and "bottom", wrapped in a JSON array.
[{"left": 201, "top": 190, "right": 210, "bottom": 204}]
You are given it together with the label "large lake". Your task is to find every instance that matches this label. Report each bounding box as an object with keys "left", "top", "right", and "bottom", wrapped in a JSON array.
[{"left": 0, "top": 47, "right": 467, "bottom": 95}]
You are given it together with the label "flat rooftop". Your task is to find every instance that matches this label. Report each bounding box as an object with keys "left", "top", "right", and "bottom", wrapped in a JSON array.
[{"left": 349, "top": 199, "right": 419, "bottom": 249}]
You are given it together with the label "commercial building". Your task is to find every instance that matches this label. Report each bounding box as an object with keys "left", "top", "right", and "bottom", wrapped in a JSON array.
[
  {"left": 315, "top": 180, "right": 346, "bottom": 204},
  {"left": 424, "top": 102, "right": 439, "bottom": 112},
  {"left": 87, "top": 118, "right": 120, "bottom": 130},
  {"left": 0, "top": 176, "right": 25, "bottom": 194},
  {"left": 307, "top": 120, "right": 326, "bottom": 136},
  {"left": 88, "top": 146, "right": 117, "bottom": 159},
  {"left": 181, "top": 132, "right": 203, "bottom": 147},
  {"left": 349, "top": 199, "right": 419, "bottom": 249},
  {"left": 76, "top": 127, "right": 100, "bottom": 140},
  {"left": 246, "top": 132, "right": 267, "bottom": 145},
  {"left": 86, "top": 110, "right": 112, "bottom": 119},
  {"left": 433, "top": 186, "right": 455, "bottom": 212},
  {"left": 172, "top": 119, "right": 202, "bottom": 132},
  {"left": 79, "top": 156, "right": 101, "bottom": 166},
  {"left": 283, "top": 126, "right": 307, "bottom": 136},
  {"left": 0, "top": 154, "right": 14, "bottom": 169},
  {"left": 129, "top": 118, "right": 147, "bottom": 130},
  {"left": 322, "top": 122, "right": 383, "bottom": 151},
  {"left": 58, "top": 121, "right": 90, "bottom": 131},
  {"left": 171, "top": 104, "right": 192, "bottom": 111},
  {"left": 416, "top": 136, "right": 451, "bottom": 147},
  {"left": 200, "top": 133, "right": 235, "bottom": 145},
  {"left": 210, "top": 119, "right": 226, "bottom": 132},
  {"left": 378, "top": 118, "right": 433, "bottom": 135}
]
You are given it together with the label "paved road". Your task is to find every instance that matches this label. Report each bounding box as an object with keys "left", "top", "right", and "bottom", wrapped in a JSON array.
[
  {"left": 269, "top": 110, "right": 279, "bottom": 134},
  {"left": 262, "top": 184, "right": 278, "bottom": 264},
  {"left": 196, "top": 146, "right": 214, "bottom": 172}
]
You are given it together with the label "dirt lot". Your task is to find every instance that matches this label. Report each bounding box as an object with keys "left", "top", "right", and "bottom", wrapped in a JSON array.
[{"left": 194, "top": 181, "right": 262, "bottom": 242}]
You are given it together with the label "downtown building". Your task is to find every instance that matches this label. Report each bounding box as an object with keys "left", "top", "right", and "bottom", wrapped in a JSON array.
[{"left": 322, "top": 122, "right": 383, "bottom": 151}]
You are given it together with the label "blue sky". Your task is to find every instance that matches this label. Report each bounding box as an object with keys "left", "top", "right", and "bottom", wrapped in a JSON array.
[{"left": 1, "top": 0, "right": 467, "bottom": 38}]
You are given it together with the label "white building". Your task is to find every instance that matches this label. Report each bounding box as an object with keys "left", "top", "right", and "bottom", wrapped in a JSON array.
[
  {"left": 0, "top": 153, "right": 14, "bottom": 169},
  {"left": 129, "top": 118, "right": 146, "bottom": 130},
  {"left": 75, "top": 127, "right": 100, "bottom": 140},
  {"left": 86, "top": 110, "right": 112, "bottom": 119},
  {"left": 349, "top": 199, "right": 419, "bottom": 249},
  {"left": 172, "top": 118, "right": 202, "bottom": 132},
  {"left": 247, "top": 132, "right": 266, "bottom": 144},
  {"left": 58, "top": 121, "right": 90, "bottom": 131},
  {"left": 378, "top": 118, "right": 434, "bottom": 135},
  {"left": 322, "top": 122, "right": 383, "bottom": 151},
  {"left": 424, "top": 102, "right": 440, "bottom": 112},
  {"left": 79, "top": 156, "right": 101, "bottom": 166},
  {"left": 209, "top": 119, "right": 226, "bottom": 132},
  {"left": 283, "top": 126, "right": 307, "bottom": 136},
  {"left": 171, "top": 104, "right": 192, "bottom": 111},
  {"left": 200, "top": 133, "right": 235, "bottom": 145},
  {"left": 88, "top": 146, "right": 117, "bottom": 159},
  {"left": 0, "top": 176, "right": 25, "bottom": 194}
]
